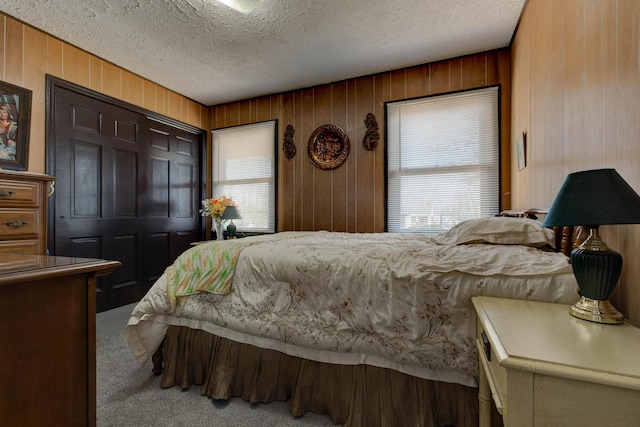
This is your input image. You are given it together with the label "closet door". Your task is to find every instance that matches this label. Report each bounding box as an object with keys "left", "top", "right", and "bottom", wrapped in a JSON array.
[{"left": 48, "top": 82, "right": 203, "bottom": 312}]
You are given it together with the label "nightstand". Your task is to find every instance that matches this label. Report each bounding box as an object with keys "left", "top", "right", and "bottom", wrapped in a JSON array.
[{"left": 472, "top": 296, "right": 640, "bottom": 427}]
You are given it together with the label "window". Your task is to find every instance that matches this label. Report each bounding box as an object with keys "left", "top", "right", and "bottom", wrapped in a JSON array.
[
  {"left": 386, "top": 86, "right": 499, "bottom": 233},
  {"left": 212, "top": 120, "right": 276, "bottom": 233}
]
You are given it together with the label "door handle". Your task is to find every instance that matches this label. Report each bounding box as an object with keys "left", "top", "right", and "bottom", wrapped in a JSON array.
[{"left": 481, "top": 330, "right": 491, "bottom": 361}]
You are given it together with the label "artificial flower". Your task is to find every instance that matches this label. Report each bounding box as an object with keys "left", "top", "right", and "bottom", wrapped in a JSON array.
[{"left": 200, "top": 196, "right": 235, "bottom": 221}]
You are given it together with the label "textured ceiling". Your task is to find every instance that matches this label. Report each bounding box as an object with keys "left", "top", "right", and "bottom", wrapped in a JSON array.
[{"left": 0, "top": 0, "right": 525, "bottom": 106}]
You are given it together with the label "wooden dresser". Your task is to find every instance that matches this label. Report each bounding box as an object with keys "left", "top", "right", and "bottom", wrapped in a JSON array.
[
  {"left": 0, "top": 170, "right": 56, "bottom": 255},
  {"left": 0, "top": 254, "right": 120, "bottom": 427}
]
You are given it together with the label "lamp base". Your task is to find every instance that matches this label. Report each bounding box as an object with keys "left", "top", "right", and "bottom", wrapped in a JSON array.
[
  {"left": 569, "top": 297, "right": 623, "bottom": 324},
  {"left": 226, "top": 221, "right": 237, "bottom": 239}
]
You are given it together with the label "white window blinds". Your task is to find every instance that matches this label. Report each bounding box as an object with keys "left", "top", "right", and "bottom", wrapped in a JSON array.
[
  {"left": 212, "top": 121, "right": 276, "bottom": 233},
  {"left": 386, "top": 86, "right": 499, "bottom": 233}
]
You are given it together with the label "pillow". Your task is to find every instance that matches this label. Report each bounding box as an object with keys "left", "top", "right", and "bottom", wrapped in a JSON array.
[{"left": 430, "top": 217, "right": 556, "bottom": 248}]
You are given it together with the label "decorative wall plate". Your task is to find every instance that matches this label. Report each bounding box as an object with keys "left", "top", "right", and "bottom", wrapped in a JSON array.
[{"left": 307, "top": 124, "right": 350, "bottom": 170}]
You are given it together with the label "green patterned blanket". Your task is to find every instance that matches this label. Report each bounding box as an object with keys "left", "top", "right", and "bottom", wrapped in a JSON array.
[{"left": 165, "top": 232, "right": 310, "bottom": 310}]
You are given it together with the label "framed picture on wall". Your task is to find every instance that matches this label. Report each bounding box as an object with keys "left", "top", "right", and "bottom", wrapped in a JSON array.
[
  {"left": 0, "top": 80, "right": 32, "bottom": 171},
  {"left": 516, "top": 132, "right": 526, "bottom": 171}
]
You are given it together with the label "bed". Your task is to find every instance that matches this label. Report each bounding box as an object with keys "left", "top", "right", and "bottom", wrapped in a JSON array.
[{"left": 126, "top": 218, "right": 585, "bottom": 426}]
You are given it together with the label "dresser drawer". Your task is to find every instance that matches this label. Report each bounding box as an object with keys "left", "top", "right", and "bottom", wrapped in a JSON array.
[
  {"left": 0, "top": 240, "right": 39, "bottom": 255},
  {"left": 0, "top": 179, "right": 40, "bottom": 207},
  {"left": 0, "top": 172, "right": 54, "bottom": 256},
  {"left": 0, "top": 209, "right": 39, "bottom": 237}
]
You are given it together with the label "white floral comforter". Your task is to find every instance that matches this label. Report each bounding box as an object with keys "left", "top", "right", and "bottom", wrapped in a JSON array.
[{"left": 126, "top": 231, "right": 579, "bottom": 387}]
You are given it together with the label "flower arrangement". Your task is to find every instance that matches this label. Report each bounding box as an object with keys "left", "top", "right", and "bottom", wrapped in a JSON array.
[
  {"left": 200, "top": 196, "right": 235, "bottom": 240},
  {"left": 200, "top": 196, "right": 234, "bottom": 221}
]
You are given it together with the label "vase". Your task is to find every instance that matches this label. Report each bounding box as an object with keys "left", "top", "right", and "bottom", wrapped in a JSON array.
[{"left": 212, "top": 218, "right": 224, "bottom": 241}]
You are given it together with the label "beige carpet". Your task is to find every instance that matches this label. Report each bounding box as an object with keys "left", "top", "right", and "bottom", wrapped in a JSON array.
[{"left": 96, "top": 303, "right": 337, "bottom": 426}]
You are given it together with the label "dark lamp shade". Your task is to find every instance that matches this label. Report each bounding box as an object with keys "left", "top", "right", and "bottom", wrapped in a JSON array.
[
  {"left": 221, "top": 205, "right": 242, "bottom": 220},
  {"left": 542, "top": 169, "right": 640, "bottom": 227}
]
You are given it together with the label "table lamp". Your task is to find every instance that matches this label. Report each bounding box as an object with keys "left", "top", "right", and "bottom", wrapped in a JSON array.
[
  {"left": 542, "top": 169, "right": 640, "bottom": 324},
  {"left": 221, "top": 205, "right": 242, "bottom": 239}
]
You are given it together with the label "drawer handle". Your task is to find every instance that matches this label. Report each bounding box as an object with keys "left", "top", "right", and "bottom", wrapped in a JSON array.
[
  {"left": 481, "top": 331, "right": 491, "bottom": 362},
  {"left": 4, "top": 220, "right": 30, "bottom": 229},
  {"left": 0, "top": 189, "right": 16, "bottom": 198}
]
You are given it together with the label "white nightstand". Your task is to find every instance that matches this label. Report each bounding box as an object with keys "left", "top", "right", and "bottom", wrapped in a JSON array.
[{"left": 472, "top": 296, "right": 640, "bottom": 427}]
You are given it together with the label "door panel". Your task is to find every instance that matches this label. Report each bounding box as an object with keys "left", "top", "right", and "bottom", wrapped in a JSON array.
[
  {"left": 72, "top": 141, "right": 102, "bottom": 217},
  {"left": 113, "top": 149, "right": 138, "bottom": 217},
  {"left": 149, "top": 156, "right": 170, "bottom": 217},
  {"left": 50, "top": 84, "right": 203, "bottom": 312}
]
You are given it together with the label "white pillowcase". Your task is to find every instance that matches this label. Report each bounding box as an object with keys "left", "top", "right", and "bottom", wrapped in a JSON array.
[{"left": 430, "top": 217, "right": 556, "bottom": 248}]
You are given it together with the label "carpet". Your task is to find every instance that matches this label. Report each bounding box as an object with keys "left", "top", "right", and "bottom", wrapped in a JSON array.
[{"left": 96, "top": 303, "right": 337, "bottom": 426}]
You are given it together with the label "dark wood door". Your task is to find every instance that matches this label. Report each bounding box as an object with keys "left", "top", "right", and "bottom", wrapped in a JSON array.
[{"left": 49, "top": 83, "right": 204, "bottom": 312}]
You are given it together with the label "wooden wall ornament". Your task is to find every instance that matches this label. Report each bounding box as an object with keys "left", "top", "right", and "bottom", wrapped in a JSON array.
[
  {"left": 283, "top": 124, "right": 296, "bottom": 158},
  {"left": 362, "top": 113, "right": 379, "bottom": 150},
  {"left": 307, "top": 124, "right": 350, "bottom": 170}
]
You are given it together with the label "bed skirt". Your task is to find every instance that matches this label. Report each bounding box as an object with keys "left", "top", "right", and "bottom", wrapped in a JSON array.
[{"left": 158, "top": 325, "right": 479, "bottom": 427}]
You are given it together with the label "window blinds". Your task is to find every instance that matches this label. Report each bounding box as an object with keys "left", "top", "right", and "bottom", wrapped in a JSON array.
[
  {"left": 386, "top": 86, "right": 499, "bottom": 233},
  {"left": 212, "top": 120, "right": 276, "bottom": 232}
]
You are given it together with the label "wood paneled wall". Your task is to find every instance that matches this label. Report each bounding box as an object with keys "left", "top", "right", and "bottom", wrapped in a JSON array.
[
  {"left": 211, "top": 49, "right": 512, "bottom": 233},
  {"left": 511, "top": 0, "right": 640, "bottom": 326},
  {"left": 0, "top": 13, "right": 208, "bottom": 174},
  {"left": 6, "top": 1, "right": 639, "bottom": 325},
  {"left": 2, "top": 12, "right": 510, "bottom": 236}
]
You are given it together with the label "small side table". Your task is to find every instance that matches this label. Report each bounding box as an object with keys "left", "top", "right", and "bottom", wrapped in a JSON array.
[{"left": 472, "top": 296, "right": 640, "bottom": 426}]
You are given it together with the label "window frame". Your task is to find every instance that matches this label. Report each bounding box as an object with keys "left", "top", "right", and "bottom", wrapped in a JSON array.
[
  {"left": 384, "top": 86, "right": 502, "bottom": 233},
  {"left": 210, "top": 119, "right": 278, "bottom": 235}
]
